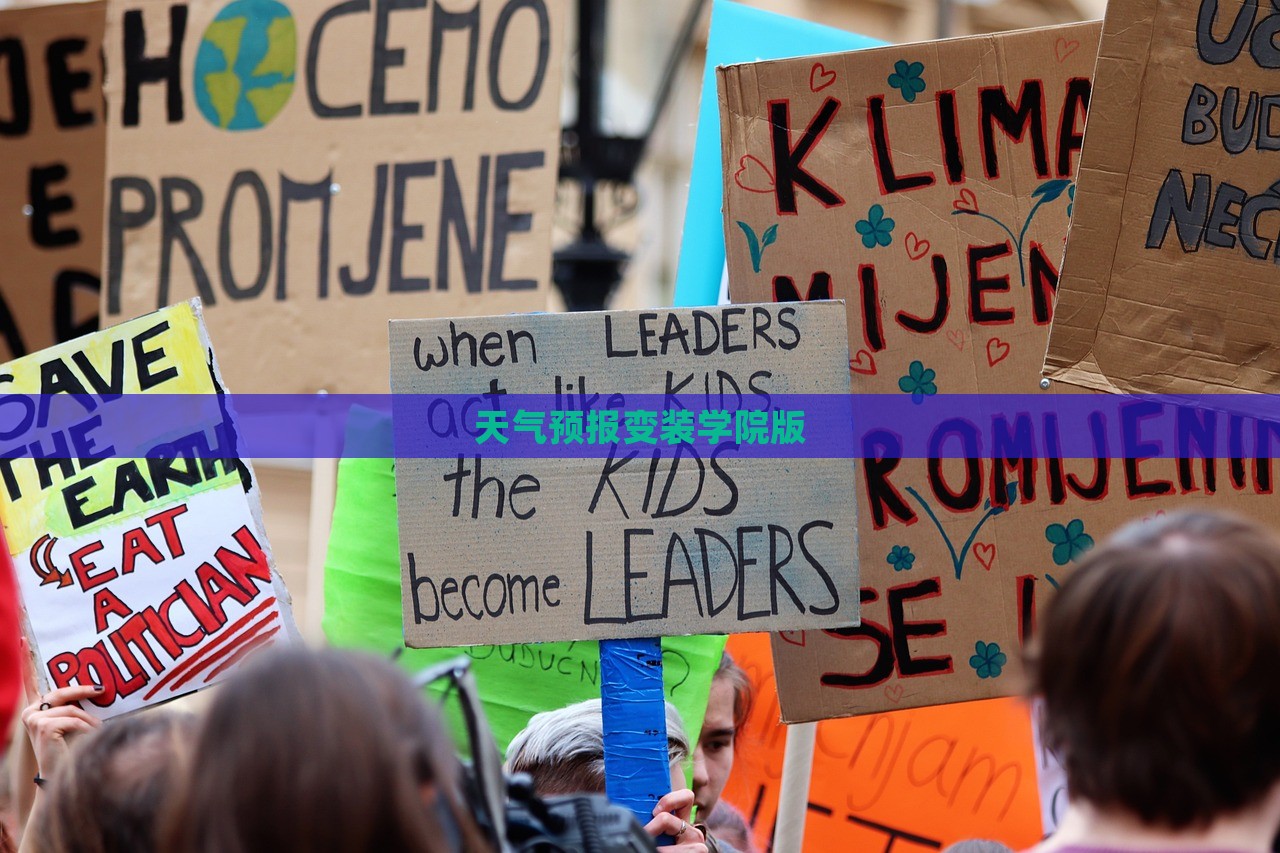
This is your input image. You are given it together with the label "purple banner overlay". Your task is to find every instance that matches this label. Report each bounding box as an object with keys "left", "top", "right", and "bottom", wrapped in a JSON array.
[{"left": 4, "top": 393, "right": 1280, "bottom": 460}]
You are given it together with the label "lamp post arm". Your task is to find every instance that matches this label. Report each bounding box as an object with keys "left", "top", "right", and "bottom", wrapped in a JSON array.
[{"left": 640, "top": 0, "right": 710, "bottom": 154}]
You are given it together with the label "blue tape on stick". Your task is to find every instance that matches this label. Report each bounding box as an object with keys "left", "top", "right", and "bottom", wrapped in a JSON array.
[{"left": 599, "top": 637, "right": 672, "bottom": 837}]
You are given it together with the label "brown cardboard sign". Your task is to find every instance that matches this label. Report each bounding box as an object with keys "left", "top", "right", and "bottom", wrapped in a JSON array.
[
  {"left": 721, "top": 23, "right": 1279, "bottom": 722},
  {"left": 0, "top": 1, "right": 105, "bottom": 362},
  {"left": 1045, "top": 0, "right": 1280, "bottom": 394},
  {"left": 102, "top": 0, "right": 564, "bottom": 393},
  {"left": 389, "top": 303, "right": 859, "bottom": 647}
]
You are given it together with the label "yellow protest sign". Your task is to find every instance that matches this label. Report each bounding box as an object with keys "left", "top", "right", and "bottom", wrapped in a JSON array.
[{"left": 2, "top": 300, "right": 297, "bottom": 717}]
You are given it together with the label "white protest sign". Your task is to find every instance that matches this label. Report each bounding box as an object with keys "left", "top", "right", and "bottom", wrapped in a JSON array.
[{"left": 1, "top": 300, "right": 297, "bottom": 717}]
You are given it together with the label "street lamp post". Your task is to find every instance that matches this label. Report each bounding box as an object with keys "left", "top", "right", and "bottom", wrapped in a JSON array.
[
  {"left": 553, "top": 0, "right": 707, "bottom": 311},
  {"left": 937, "top": 0, "right": 1002, "bottom": 38},
  {"left": 937, "top": 0, "right": 955, "bottom": 37}
]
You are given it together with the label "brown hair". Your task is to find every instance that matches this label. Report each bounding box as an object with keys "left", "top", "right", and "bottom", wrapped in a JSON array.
[
  {"left": 1027, "top": 511, "right": 1280, "bottom": 828},
  {"left": 163, "top": 648, "right": 479, "bottom": 853},
  {"left": 29, "top": 711, "right": 195, "bottom": 853},
  {"left": 714, "top": 653, "right": 753, "bottom": 732},
  {"left": 359, "top": 655, "right": 491, "bottom": 852}
]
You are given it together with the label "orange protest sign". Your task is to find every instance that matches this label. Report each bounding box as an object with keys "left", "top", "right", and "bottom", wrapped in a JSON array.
[{"left": 721, "top": 633, "right": 1044, "bottom": 851}]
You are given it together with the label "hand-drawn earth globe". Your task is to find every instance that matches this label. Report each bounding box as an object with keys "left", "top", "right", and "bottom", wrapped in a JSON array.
[{"left": 193, "top": 0, "right": 296, "bottom": 131}]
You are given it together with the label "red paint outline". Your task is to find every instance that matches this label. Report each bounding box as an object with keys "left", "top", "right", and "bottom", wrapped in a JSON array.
[{"left": 141, "top": 597, "right": 278, "bottom": 700}]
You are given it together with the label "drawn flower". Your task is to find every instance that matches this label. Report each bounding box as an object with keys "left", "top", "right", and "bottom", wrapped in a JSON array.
[
  {"left": 954, "top": 179, "right": 1074, "bottom": 289},
  {"left": 736, "top": 221, "right": 779, "bottom": 273},
  {"left": 1045, "top": 519, "right": 1094, "bottom": 566},
  {"left": 886, "top": 544, "right": 916, "bottom": 572},
  {"left": 969, "top": 641, "right": 1007, "bottom": 679},
  {"left": 897, "top": 360, "right": 937, "bottom": 404},
  {"left": 887, "top": 59, "right": 926, "bottom": 103},
  {"left": 855, "top": 204, "right": 895, "bottom": 248},
  {"left": 1032, "top": 179, "right": 1072, "bottom": 204},
  {"left": 987, "top": 482, "right": 1019, "bottom": 517}
]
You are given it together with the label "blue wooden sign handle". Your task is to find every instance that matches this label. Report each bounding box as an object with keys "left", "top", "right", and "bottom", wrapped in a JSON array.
[{"left": 599, "top": 636, "right": 675, "bottom": 843}]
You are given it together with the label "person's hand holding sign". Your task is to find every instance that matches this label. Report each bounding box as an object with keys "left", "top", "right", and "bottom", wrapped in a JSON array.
[
  {"left": 648, "top": 788, "right": 708, "bottom": 853},
  {"left": 22, "top": 684, "right": 103, "bottom": 783}
]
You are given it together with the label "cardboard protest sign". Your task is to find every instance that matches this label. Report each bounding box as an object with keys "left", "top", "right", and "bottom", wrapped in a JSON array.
[
  {"left": 1044, "top": 0, "right": 1280, "bottom": 394},
  {"left": 322, "top": 406, "right": 726, "bottom": 752},
  {"left": 389, "top": 303, "right": 859, "bottom": 647},
  {"left": 0, "top": 1, "right": 105, "bottom": 361},
  {"left": 721, "top": 633, "right": 1045, "bottom": 851},
  {"left": 2, "top": 300, "right": 296, "bottom": 717},
  {"left": 102, "top": 0, "right": 564, "bottom": 393},
  {"left": 721, "top": 24, "right": 1280, "bottom": 721}
]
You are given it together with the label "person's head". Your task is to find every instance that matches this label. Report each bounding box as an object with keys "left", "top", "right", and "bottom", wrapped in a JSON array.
[
  {"left": 1027, "top": 511, "right": 1280, "bottom": 829},
  {"left": 693, "top": 653, "right": 752, "bottom": 816},
  {"left": 350, "top": 655, "right": 491, "bottom": 852},
  {"left": 164, "top": 647, "right": 466, "bottom": 853},
  {"left": 506, "top": 698, "right": 689, "bottom": 797},
  {"left": 30, "top": 710, "right": 195, "bottom": 853}
]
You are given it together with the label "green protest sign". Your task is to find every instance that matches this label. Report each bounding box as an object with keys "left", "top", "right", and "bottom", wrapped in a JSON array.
[{"left": 322, "top": 410, "right": 725, "bottom": 753}]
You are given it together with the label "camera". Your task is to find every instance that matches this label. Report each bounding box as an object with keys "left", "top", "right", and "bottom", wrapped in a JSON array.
[
  {"left": 414, "top": 658, "right": 658, "bottom": 853},
  {"left": 504, "top": 782, "right": 656, "bottom": 852}
]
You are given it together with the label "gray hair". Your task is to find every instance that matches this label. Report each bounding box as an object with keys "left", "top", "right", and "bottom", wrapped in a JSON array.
[
  {"left": 942, "top": 842, "right": 1014, "bottom": 853},
  {"left": 505, "top": 698, "right": 689, "bottom": 796}
]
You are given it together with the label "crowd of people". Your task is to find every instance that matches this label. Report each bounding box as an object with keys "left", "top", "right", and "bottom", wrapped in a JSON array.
[{"left": 4, "top": 511, "right": 1280, "bottom": 852}]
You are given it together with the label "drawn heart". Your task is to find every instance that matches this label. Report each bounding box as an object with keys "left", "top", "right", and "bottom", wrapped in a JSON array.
[
  {"left": 953, "top": 188, "right": 979, "bottom": 213},
  {"left": 733, "top": 155, "right": 775, "bottom": 194},
  {"left": 904, "top": 231, "right": 930, "bottom": 261},
  {"left": 849, "top": 349, "right": 877, "bottom": 375},
  {"left": 946, "top": 329, "right": 965, "bottom": 351},
  {"left": 1054, "top": 37, "right": 1081, "bottom": 63},
  {"left": 973, "top": 542, "right": 996, "bottom": 571},
  {"left": 986, "top": 337, "right": 1011, "bottom": 367},
  {"left": 809, "top": 62, "right": 837, "bottom": 93},
  {"left": 779, "top": 630, "right": 806, "bottom": 647},
  {"left": 884, "top": 684, "right": 904, "bottom": 704}
]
